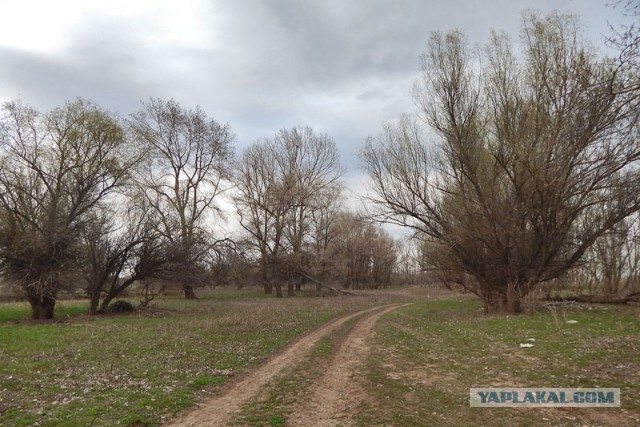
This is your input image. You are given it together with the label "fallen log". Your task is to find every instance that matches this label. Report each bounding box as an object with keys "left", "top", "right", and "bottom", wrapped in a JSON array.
[
  {"left": 545, "top": 292, "right": 640, "bottom": 305},
  {"left": 298, "top": 271, "right": 357, "bottom": 296}
]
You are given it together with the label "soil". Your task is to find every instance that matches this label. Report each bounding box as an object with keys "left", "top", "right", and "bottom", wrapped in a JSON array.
[{"left": 166, "top": 304, "right": 407, "bottom": 426}]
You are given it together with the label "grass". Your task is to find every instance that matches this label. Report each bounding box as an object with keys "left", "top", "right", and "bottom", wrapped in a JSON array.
[
  {"left": 0, "top": 300, "right": 88, "bottom": 322},
  {"left": 2, "top": 288, "right": 637, "bottom": 426},
  {"left": 0, "top": 288, "right": 407, "bottom": 427},
  {"left": 358, "top": 298, "right": 640, "bottom": 426}
]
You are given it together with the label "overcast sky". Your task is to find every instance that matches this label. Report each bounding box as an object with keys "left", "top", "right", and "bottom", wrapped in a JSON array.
[{"left": 0, "top": 0, "right": 629, "bottom": 204}]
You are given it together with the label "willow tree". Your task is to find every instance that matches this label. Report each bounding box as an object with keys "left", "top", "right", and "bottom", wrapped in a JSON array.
[
  {"left": 0, "top": 99, "right": 132, "bottom": 319},
  {"left": 362, "top": 12, "right": 640, "bottom": 313}
]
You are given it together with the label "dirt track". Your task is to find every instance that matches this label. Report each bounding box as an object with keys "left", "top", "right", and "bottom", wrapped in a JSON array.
[{"left": 167, "top": 303, "right": 409, "bottom": 426}]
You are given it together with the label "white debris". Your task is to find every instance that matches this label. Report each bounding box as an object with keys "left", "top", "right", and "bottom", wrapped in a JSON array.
[
  {"left": 519, "top": 343, "right": 535, "bottom": 348},
  {"left": 566, "top": 320, "right": 578, "bottom": 324},
  {"left": 527, "top": 338, "right": 536, "bottom": 342}
]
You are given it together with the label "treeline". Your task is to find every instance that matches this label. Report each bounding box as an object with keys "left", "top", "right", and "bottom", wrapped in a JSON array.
[
  {"left": 4, "top": 9, "right": 639, "bottom": 319},
  {"left": 0, "top": 99, "right": 402, "bottom": 319}
]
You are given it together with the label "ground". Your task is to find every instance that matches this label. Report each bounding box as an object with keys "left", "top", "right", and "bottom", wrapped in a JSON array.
[
  {"left": 168, "top": 304, "right": 410, "bottom": 426},
  {"left": 165, "top": 291, "right": 639, "bottom": 426},
  {"left": 1, "top": 287, "right": 638, "bottom": 426}
]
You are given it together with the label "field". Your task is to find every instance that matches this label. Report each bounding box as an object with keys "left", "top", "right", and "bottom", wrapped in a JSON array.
[{"left": 0, "top": 287, "right": 638, "bottom": 426}]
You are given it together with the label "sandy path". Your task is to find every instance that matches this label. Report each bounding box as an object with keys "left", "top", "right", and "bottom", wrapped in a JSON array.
[
  {"left": 288, "top": 304, "right": 411, "bottom": 426},
  {"left": 167, "top": 304, "right": 400, "bottom": 426}
]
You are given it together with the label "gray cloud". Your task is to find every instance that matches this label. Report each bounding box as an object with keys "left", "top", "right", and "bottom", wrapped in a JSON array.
[{"left": 0, "top": 0, "right": 624, "bottom": 175}]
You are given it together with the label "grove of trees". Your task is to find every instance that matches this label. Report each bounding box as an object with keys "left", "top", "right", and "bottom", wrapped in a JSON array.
[{"left": 233, "top": 127, "right": 397, "bottom": 296}]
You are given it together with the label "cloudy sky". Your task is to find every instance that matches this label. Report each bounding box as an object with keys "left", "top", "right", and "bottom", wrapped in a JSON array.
[{"left": 0, "top": 0, "right": 629, "bottom": 201}]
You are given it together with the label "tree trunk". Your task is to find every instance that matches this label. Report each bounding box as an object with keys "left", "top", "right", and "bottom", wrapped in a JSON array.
[
  {"left": 287, "top": 280, "right": 294, "bottom": 297},
  {"left": 506, "top": 283, "right": 522, "bottom": 314},
  {"left": 263, "top": 281, "right": 273, "bottom": 294},
  {"left": 274, "top": 282, "right": 283, "bottom": 298},
  {"left": 183, "top": 284, "right": 197, "bottom": 300},
  {"left": 264, "top": 280, "right": 273, "bottom": 295},
  {"left": 99, "top": 294, "right": 114, "bottom": 314},
  {"left": 27, "top": 292, "right": 56, "bottom": 320},
  {"left": 88, "top": 290, "right": 101, "bottom": 315},
  {"left": 483, "top": 288, "right": 507, "bottom": 314}
]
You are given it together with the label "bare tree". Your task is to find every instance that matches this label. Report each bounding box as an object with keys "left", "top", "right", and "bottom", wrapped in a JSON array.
[
  {"left": 0, "top": 99, "right": 133, "bottom": 319},
  {"left": 130, "top": 99, "right": 234, "bottom": 299},
  {"left": 362, "top": 12, "right": 640, "bottom": 313},
  {"left": 234, "top": 126, "right": 343, "bottom": 296},
  {"left": 77, "top": 195, "right": 169, "bottom": 314},
  {"left": 581, "top": 214, "right": 640, "bottom": 300},
  {"left": 326, "top": 212, "right": 397, "bottom": 289}
]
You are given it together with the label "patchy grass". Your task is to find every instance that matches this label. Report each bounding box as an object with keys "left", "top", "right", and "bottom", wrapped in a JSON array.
[
  {"left": 0, "top": 288, "right": 410, "bottom": 426},
  {"left": 358, "top": 298, "right": 640, "bottom": 426}
]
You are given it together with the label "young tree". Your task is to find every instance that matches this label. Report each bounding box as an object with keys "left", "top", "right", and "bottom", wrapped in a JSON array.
[
  {"left": 0, "top": 99, "right": 132, "bottom": 319},
  {"left": 362, "top": 12, "right": 640, "bottom": 313},
  {"left": 130, "top": 99, "right": 234, "bottom": 299}
]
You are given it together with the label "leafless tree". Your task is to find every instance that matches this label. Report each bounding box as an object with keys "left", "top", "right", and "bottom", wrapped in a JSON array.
[
  {"left": 77, "top": 195, "right": 170, "bottom": 314},
  {"left": 581, "top": 214, "right": 640, "bottom": 300},
  {"left": 130, "top": 99, "right": 234, "bottom": 299},
  {"left": 319, "top": 212, "right": 397, "bottom": 289},
  {"left": 0, "top": 99, "right": 134, "bottom": 319},
  {"left": 362, "top": 12, "right": 640, "bottom": 313},
  {"left": 234, "top": 126, "right": 343, "bottom": 296}
]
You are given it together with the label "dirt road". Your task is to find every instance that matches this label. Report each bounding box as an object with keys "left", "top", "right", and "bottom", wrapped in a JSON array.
[{"left": 168, "top": 303, "right": 409, "bottom": 426}]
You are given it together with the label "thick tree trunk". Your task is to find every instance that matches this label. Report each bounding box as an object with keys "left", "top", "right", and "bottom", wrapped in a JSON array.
[
  {"left": 483, "top": 288, "right": 507, "bottom": 314},
  {"left": 183, "top": 284, "right": 197, "bottom": 300},
  {"left": 274, "top": 282, "right": 283, "bottom": 297},
  {"left": 99, "top": 288, "right": 124, "bottom": 313},
  {"left": 263, "top": 281, "right": 273, "bottom": 294},
  {"left": 27, "top": 292, "right": 56, "bottom": 320},
  {"left": 99, "top": 295, "right": 113, "bottom": 314},
  {"left": 88, "top": 290, "right": 101, "bottom": 315}
]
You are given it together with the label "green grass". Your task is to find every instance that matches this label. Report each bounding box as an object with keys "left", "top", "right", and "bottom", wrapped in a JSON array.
[
  {"left": 358, "top": 298, "right": 640, "bottom": 426},
  {"left": 0, "top": 300, "right": 88, "bottom": 322},
  {"left": 0, "top": 288, "right": 404, "bottom": 427},
  {"left": 4, "top": 288, "right": 635, "bottom": 426}
]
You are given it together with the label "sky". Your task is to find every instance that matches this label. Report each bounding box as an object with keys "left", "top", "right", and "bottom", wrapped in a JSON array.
[{"left": 0, "top": 0, "right": 631, "bottom": 231}]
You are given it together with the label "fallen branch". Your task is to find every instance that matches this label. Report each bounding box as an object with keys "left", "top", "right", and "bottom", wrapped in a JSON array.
[
  {"left": 298, "top": 271, "right": 357, "bottom": 296},
  {"left": 545, "top": 292, "right": 640, "bottom": 306}
]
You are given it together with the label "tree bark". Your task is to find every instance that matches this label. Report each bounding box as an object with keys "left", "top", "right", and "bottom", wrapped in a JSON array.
[
  {"left": 287, "top": 280, "right": 294, "bottom": 297},
  {"left": 183, "top": 284, "right": 197, "bottom": 300},
  {"left": 88, "top": 290, "right": 101, "bottom": 315},
  {"left": 27, "top": 291, "right": 56, "bottom": 320},
  {"left": 506, "top": 283, "right": 522, "bottom": 314}
]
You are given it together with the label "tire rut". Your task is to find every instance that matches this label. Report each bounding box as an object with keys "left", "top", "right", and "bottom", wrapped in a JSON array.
[
  {"left": 166, "top": 304, "right": 400, "bottom": 426},
  {"left": 288, "top": 303, "right": 412, "bottom": 426}
]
